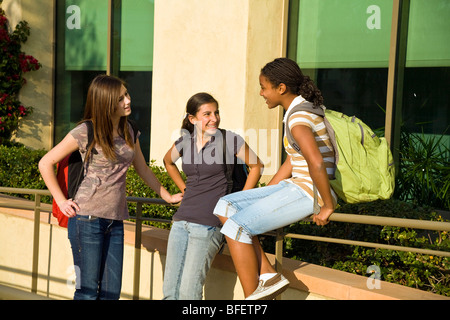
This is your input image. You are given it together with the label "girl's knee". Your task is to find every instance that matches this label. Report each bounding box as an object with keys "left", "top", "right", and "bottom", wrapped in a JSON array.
[
  {"left": 221, "top": 219, "right": 253, "bottom": 245},
  {"left": 213, "top": 199, "right": 237, "bottom": 219}
]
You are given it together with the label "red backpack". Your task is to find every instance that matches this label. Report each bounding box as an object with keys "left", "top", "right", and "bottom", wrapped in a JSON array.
[{"left": 52, "top": 121, "right": 94, "bottom": 227}]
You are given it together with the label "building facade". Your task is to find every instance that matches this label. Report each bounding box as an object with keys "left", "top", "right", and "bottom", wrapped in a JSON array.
[{"left": 4, "top": 0, "right": 449, "bottom": 180}]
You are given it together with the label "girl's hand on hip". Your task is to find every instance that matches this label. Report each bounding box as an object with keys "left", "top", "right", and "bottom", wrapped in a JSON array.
[{"left": 58, "top": 199, "right": 80, "bottom": 217}]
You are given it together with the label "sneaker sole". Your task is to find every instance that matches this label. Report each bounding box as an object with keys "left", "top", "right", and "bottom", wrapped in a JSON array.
[{"left": 245, "top": 278, "right": 290, "bottom": 300}]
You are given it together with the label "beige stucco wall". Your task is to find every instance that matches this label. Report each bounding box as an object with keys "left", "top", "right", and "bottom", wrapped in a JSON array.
[
  {"left": 3, "top": 0, "right": 55, "bottom": 150},
  {"left": 151, "top": 0, "right": 288, "bottom": 178}
]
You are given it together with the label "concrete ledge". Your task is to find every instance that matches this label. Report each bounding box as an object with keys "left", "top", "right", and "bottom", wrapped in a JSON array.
[{"left": 280, "top": 256, "right": 446, "bottom": 300}]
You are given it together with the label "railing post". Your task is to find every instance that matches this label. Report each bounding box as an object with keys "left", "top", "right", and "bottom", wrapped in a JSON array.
[
  {"left": 274, "top": 228, "right": 285, "bottom": 300},
  {"left": 275, "top": 228, "right": 284, "bottom": 273},
  {"left": 31, "top": 194, "right": 41, "bottom": 293},
  {"left": 133, "top": 202, "right": 143, "bottom": 300}
]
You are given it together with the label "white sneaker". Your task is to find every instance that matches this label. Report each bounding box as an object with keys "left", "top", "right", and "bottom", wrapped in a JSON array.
[{"left": 245, "top": 273, "right": 290, "bottom": 300}]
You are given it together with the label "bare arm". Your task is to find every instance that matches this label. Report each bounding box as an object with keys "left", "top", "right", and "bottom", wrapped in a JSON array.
[
  {"left": 290, "top": 124, "right": 335, "bottom": 225},
  {"left": 133, "top": 140, "right": 183, "bottom": 204},
  {"left": 163, "top": 143, "right": 186, "bottom": 194},
  {"left": 267, "top": 155, "right": 293, "bottom": 186},
  {"left": 38, "top": 133, "right": 80, "bottom": 217}
]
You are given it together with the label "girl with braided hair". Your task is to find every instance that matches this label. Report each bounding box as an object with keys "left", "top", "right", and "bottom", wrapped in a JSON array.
[{"left": 214, "top": 58, "right": 337, "bottom": 300}]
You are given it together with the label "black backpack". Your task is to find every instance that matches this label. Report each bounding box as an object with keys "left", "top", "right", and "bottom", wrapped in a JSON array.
[{"left": 219, "top": 129, "right": 248, "bottom": 194}]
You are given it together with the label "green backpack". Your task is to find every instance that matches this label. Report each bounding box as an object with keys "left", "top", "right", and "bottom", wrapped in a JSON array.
[{"left": 285, "top": 101, "right": 395, "bottom": 204}]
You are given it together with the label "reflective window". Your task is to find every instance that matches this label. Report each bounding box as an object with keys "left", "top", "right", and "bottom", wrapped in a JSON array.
[
  {"left": 55, "top": 0, "right": 154, "bottom": 160},
  {"left": 288, "top": 0, "right": 450, "bottom": 147},
  {"left": 289, "top": 0, "right": 393, "bottom": 132},
  {"left": 402, "top": 1, "right": 450, "bottom": 141}
]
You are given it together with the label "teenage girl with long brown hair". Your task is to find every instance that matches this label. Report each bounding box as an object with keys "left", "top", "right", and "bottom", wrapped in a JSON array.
[{"left": 39, "top": 75, "right": 182, "bottom": 300}]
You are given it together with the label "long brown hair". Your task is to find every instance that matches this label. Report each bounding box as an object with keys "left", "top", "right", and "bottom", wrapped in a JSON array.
[{"left": 82, "top": 74, "right": 134, "bottom": 162}]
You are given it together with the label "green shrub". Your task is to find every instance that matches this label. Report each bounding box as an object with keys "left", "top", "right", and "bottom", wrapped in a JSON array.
[
  {"left": 395, "top": 130, "right": 450, "bottom": 210},
  {"left": 0, "top": 144, "right": 48, "bottom": 201},
  {"left": 126, "top": 160, "right": 184, "bottom": 229}
]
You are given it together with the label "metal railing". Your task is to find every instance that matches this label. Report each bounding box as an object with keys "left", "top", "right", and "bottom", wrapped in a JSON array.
[{"left": 1, "top": 187, "right": 450, "bottom": 299}]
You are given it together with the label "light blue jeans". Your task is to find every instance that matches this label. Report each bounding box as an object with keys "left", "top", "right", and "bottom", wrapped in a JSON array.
[
  {"left": 214, "top": 181, "right": 313, "bottom": 244},
  {"left": 162, "top": 220, "right": 224, "bottom": 300}
]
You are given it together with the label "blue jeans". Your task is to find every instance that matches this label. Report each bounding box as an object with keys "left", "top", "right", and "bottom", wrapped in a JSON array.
[
  {"left": 68, "top": 215, "right": 124, "bottom": 300},
  {"left": 163, "top": 220, "right": 224, "bottom": 300},
  {"left": 214, "top": 181, "right": 313, "bottom": 244}
]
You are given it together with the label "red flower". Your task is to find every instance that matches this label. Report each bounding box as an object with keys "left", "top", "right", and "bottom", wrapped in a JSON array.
[
  {"left": 0, "top": 93, "right": 7, "bottom": 103},
  {"left": 18, "top": 105, "right": 26, "bottom": 116}
]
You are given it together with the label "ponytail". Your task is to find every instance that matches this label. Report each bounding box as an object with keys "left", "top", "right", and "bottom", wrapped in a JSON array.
[
  {"left": 181, "top": 114, "right": 194, "bottom": 134},
  {"left": 299, "top": 75, "right": 324, "bottom": 106}
]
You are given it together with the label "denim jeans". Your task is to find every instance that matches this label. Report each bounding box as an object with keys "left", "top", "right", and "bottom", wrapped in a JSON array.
[
  {"left": 163, "top": 220, "right": 224, "bottom": 300},
  {"left": 68, "top": 215, "right": 124, "bottom": 300},
  {"left": 214, "top": 181, "right": 313, "bottom": 244}
]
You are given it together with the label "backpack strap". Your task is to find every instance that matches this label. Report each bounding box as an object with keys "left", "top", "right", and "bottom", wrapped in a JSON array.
[
  {"left": 285, "top": 102, "right": 338, "bottom": 164},
  {"left": 68, "top": 121, "right": 94, "bottom": 199},
  {"left": 127, "top": 118, "right": 139, "bottom": 143},
  {"left": 285, "top": 101, "right": 324, "bottom": 153},
  {"left": 85, "top": 120, "right": 95, "bottom": 147},
  {"left": 220, "top": 129, "right": 234, "bottom": 194}
]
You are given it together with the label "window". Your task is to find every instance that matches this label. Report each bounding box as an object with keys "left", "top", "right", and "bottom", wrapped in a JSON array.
[
  {"left": 402, "top": 1, "right": 450, "bottom": 140},
  {"left": 55, "top": 0, "right": 155, "bottom": 160},
  {"left": 288, "top": 0, "right": 393, "bottom": 132},
  {"left": 288, "top": 0, "right": 450, "bottom": 149}
]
